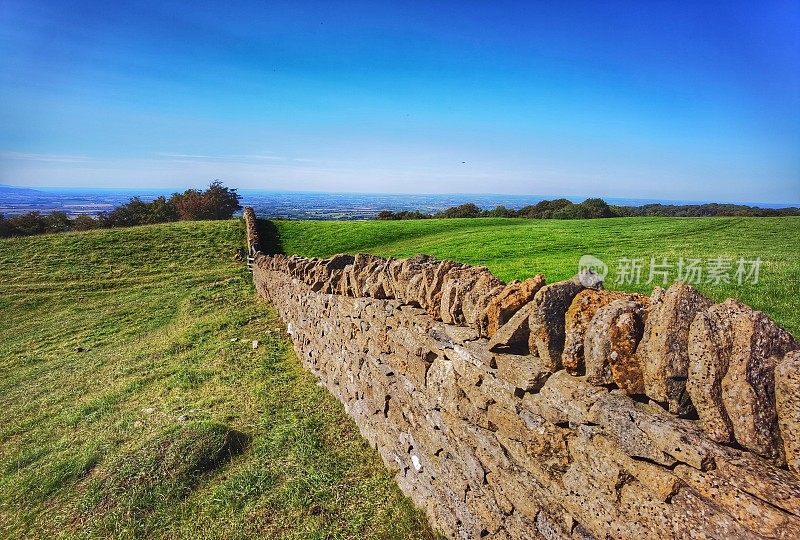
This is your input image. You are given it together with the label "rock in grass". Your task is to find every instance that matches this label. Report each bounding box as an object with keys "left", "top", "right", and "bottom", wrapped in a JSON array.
[{"left": 90, "top": 421, "right": 248, "bottom": 512}]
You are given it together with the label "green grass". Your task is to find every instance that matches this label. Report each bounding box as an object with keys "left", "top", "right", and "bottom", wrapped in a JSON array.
[
  {"left": 0, "top": 221, "right": 436, "bottom": 539},
  {"left": 271, "top": 217, "right": 800, "bottom": 337},
  {"left": 3, "top": 215, "right": 797, "bottom": 539}
]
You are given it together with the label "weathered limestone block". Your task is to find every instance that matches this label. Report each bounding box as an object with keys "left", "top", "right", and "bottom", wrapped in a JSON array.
[
  {"left": 483, "top": 276, "right": 546, "bottom": 338},
  {"left": 688, "top": 298, "right": 797, "bottom": 460},
  {"left": 588, "top": 392, "right": 720, "bottom": 469},
  {"left": 674, "top": 463, "right": 800, "bottom": 539},
  {"left": 362, "top": 261, "right": 394, "bottom": 299},
  {"left": 312, "top": 253, "right": 354, "bottom": 293},
  {"left": 562, "top": 289, "right": 632, "bottom": 374},
  {"left": 711, "top": 449, "right": 800, "bottom": 518},
  {"left": 422, "top": 259, "right": 464, "bottom": 318},
  {"left": 776, "top": 351, "right": 800, "bottom": 474},
  {"left": 427, "top": 320, "right": 480, "bottom": 350},
  {"left": 534, "top": 510, "right": 575, "bottom": 540},
  {"left": 489, "top": 403, "right": 574, "bottom": 486},
  {"left": 385, "top": 254, "right": 434, "bottom": 305},
  {"left": 495, "top": 354, "right": 551, "bottom": 393},
  {"left": 584, "top": 299, "right": 647, "bottom": 394},
  {"left": 669, "top": 488, "right": 766, "bottom": 540},
  {"left": 616, "top": 481, "right": 674, "bottom": 540},
  {"left": 465, "top": 489, "right": 507, "bottom": 537},
  {"left": 721, "top": 307, "right": 797, "bottom": 461},
  {"left": 561, "top": 434, "right": 628, "bottom": 538},
  {"left": 461, "top": 272, "right": 505, "bottom": 332},
  {"left": 439, "top": 266, "right": 487, "bottom": 325},
  {"left": 478, "top": 370, "right": 523, "bottom": 412},
  {"left": 590, "top": 434, "right": 679, "bottom": 502},
  {"left": 341, "top": 253, "right": 383, "bottom": 296},
  {"left": 487, "top": 301, "right": 535, "bottom": 353},
  {"left": 528, "top": 271, "right": 602, "bottom": 371},
  {"left": 637, "top": 282, "right": 712, "bottom": 416},
  {"left": 488, "top": 467, "right": 549, "bottom": 526},
  {"left": 522, "top": 370, "right": 606, "bottom": 426},
  {"left": 686, "top": 300, "right": 739, "bottom": 443}
]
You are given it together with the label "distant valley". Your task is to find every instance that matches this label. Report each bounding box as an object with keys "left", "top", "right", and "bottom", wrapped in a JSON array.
[{"left": 1, "top": 185, "right": 796, "bottom": 221}]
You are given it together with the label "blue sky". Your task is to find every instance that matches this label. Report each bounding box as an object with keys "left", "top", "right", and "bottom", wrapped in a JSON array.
[{"left": 1, "top": 1, "right": 798, "bottom": 203}]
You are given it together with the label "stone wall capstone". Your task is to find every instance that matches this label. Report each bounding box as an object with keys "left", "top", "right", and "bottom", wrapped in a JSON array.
[{"left": 245, "top": 208, "right": 800, "bottom": 539}]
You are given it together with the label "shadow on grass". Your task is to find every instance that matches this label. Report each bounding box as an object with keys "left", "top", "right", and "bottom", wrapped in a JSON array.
[{"left": 255, "top": 219, "right": 284, "bottom": 255}]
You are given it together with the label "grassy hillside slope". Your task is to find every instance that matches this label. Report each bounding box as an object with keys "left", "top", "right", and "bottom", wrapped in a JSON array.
[
  {"left": 272, "top": 217, "right": 800, "bottom": 336},
  {"left": 0, "top": 221, "right": 434, "bottom": 539}
]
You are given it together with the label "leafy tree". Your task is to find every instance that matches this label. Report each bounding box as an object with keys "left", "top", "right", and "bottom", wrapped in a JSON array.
[
  {"left": 485, "top": 205, "right": 517, "bottom": 218},
  {"left": 518, "top": 198, "right": 574, "bottom": 219},
  {"left": 0, "top": 213, "right": 15, "bottom": 237},
  {"left": 202, "top": 180, "right": 242, "bottom": 219},
  {"left": 72, "top": 215, "right": 98, "bottom": 231},
  {"left": 145, "top": 196, "right": 178, "bottom": 224},
  {"left": 171, "top": 180, "right": 241, "bottom": 221},
  {"left": 439, "top": 203, "right": 481, "bottom": 218},
  {"left": 577, "top": 198, "right": 615, "bottom": 218},
  {"left": 99, "top": 198, "right": 148, "bottom": 228},
  {"left": 46, "top": 211, "right": 72, "bottom": 233},
  {"left": 9, "top": 211, "right": 48, "bottom": 235}
]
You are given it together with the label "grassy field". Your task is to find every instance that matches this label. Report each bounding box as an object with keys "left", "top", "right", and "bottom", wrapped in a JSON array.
[
  {"left": 271, "top": 217, "right": 800, "bottom": 337},
  {"left": 0, "top": 221, "right": 435, "bottom": 539},
  {"left": 2, "top": 215, "right": 797, "bottom": 539}
]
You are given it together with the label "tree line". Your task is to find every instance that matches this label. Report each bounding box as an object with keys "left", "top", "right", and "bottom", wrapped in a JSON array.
[
  {"left": 376, "top": 198, "right": 800, "bottom": 220},
  {"left": 0, "top": 181, "right": 241, "bottom": 237}
]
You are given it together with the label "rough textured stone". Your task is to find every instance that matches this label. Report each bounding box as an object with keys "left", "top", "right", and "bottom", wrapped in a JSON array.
[
  {"left": 776, "top": 351, "right": 800, "bottom": 474},
  {"left": 528, "top": 272, "right": 601, "bottom": 371},
  {"left": 720, "top": 305, "right": 797, "bottom": 461},
  {"left": 687, "top": 299, "right": 797, "bottom": 460},
  {"left": 584, "top": 299, "right": 647, "bottom": 394},
  {"left": 243, "top": 208, "right": 800, "bottom": 540},
  {"left": 461, "top": 272, "right": 505, "bottom": 333},
  {"left": 495, "top": 354, "right": 551, "bottom": 392},
  {"left": 487, "top": 301, "right": 535, "bottom": 353},
  {"left": 422, "top": 259, "right": 464, "bottom": 319},
  {"left": 484, "top": 276, "right": 546, "bottom": 338},
  {"left": 686, "top": 300, "right": 739, "bottom": 443},
  {"left": 637, "top": 282, "right": 712, "bottom": 416},
  {"left": 562, "top": 289, "right": 628, "bottom": 374},
  {"left": 522, "top": 371, "right": 606, "bottom": 426},
  {"left": 439, "top": 266, "right": 487, "bottom": 325}
]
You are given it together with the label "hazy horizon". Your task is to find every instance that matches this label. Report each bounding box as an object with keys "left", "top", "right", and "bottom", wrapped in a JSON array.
[
  {"left": 1, "top": 1, "right": 799, "bottom": 203},
  {"left": 2, "top": 182, "right": 798, "bottom": 209}
]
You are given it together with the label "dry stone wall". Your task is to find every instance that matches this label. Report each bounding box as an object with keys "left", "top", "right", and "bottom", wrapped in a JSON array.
[{"left": 245, "top": 209, "right": 800, "bottom": 539}]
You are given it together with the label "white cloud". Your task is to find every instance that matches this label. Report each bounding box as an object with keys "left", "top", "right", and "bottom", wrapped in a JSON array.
[{"left": 0, "top": 151, "right": 94, "bottom": 163}]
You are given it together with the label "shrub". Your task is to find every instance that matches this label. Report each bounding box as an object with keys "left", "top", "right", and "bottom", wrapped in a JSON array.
[
  {"left": 439, "top": 203, "right": 481, "bottom": 218},
  {"left": 485, "top": 205, "right": 518, "bottom": 218},
  {"left": 518, "top": 198, "right": 574, "bottom": 219},
  {"left": 8, "top": 211, "right": 49, "bottom": 235},
  {"left": 72, "top": 215, "right": 99, "bottom": 231},
  {"left": 45, "top": 211, "right": 72, "bottom": 233},
  {"left": 171, "top": 180, "right": 241, "bottom": 221},
  {"left": 0, "top": 213, "right": 15, "bottom": 237}
]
